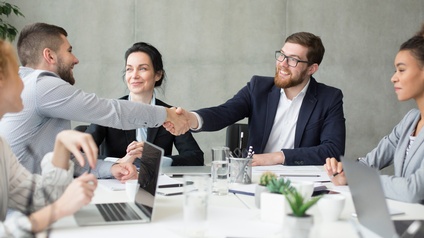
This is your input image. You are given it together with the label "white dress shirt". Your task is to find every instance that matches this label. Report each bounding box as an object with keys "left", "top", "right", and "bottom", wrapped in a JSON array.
[{"left": 263, "top": 80, "right": 310, "bottom": 153}]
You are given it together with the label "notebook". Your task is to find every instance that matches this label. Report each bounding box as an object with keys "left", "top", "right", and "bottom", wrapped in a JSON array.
[
  {"left": 74, "top": 142, "right": 163, "bottom": 226},
  {"left": 341, "top": 156, "right": 424, "bottom": 238}
]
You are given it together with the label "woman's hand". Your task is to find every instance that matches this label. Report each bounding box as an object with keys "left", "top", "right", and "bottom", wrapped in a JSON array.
[
  {"left": 117, "top": 141, "right": 144, "bottom": 164},
  {"left": 53, "top": 173, "right": 98, "bottom": 218},
  {"left": 111, "top": 162, "right": 138, "bottom": 182}
]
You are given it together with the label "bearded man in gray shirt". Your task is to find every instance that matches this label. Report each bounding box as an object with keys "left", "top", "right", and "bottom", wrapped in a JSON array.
[{"left": 0, "top": 23, "right": 189, "bottom": 180}]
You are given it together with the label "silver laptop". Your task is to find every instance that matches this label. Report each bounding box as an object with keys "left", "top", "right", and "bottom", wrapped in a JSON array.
[
  {"left": 342, "top": 156, "right": 424, "bottom": 238},
  {"left": 74, "top": 142, "right": 163, "bottom": 226},
  {"left": 161, "top": 165, "right": 211, "bottom": 177}
]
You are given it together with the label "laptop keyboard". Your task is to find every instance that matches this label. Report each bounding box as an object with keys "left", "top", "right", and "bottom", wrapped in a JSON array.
[{"left": 96, "top": 203, "right": 143, "bottom": 222}]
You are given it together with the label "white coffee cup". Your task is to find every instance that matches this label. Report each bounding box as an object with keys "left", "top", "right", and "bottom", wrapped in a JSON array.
[
  {"left": 291, "top": 180, "right": 314, "bottom": 199},
  {"left": 125, "top": 179, "right": 139, "bottom": 201},
  {"left": 317, "top": 194, "right": 346, "bottom": 222}
]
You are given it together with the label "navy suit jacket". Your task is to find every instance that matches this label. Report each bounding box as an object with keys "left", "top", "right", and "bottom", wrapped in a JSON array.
[
  {"left": 195, "top": 75, "right": 345, "bottom": 165},
  {"left": 86, "top": 97, "right": 204, "bottom": 166}
]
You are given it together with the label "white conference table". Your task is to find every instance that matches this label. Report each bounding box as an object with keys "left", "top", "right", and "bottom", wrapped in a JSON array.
[{"left": 47, "top": 166, "right": 424, "bottom": 238}]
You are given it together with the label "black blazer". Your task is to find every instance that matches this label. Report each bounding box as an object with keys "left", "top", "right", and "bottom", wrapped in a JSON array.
[
  {"left": 86, "top": 96, "right": 204, "bottom": 166},
  {"left": 195, "top": 75, "right": 346, "bottom": 165}
]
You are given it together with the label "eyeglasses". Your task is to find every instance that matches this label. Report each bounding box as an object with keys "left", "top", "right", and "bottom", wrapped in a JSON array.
[{"left": 275, "top": 51, "right": 310, "bottom": 67}]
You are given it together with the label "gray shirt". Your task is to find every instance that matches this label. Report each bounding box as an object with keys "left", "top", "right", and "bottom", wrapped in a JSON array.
[
  {"left": 0, "top": 67, "right": 167, "bottom": 176},
  {"left": 360, "top": 109, "right": 424, "bottom": 203}
]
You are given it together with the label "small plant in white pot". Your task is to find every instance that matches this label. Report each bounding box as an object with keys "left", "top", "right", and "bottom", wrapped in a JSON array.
[
  {"left": 283, "top": 187, "right": 322, "bottom": 238},
  {"left": 260, "top": 176, "right": 294, "bottom": 223},
  {"left": 255, "top": 171, "right": 277, "bottom": 208}
]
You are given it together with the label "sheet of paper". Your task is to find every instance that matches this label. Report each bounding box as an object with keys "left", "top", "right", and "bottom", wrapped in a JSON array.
[
  {"left": 98, "top": 175, "right": 183, "bottom": 191},
  {"left": 229, "top": 183, "right": 257, "bottom": 196},
  {"left": 98, "top": 179, "right": 125, "bottom": 191},
  {"left": 252, "top": 165, "right": 321, "bottom": 173},
  {"left": 252, "top": 165, "right": 330, "bottom": 182}
]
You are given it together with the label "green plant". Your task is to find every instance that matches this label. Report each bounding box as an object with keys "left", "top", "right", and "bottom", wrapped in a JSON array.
[
  {"left": 259, "top": 171, "right": 277, "bottom": 186},
  {"left": 266, "top": 177, "right": 295, "bottom": 195},
  {"left": 0, "top": 1, "right": 24, "bottom": 41},
  {"left": 285, "top": 188, "right": 322, "bottom": 217}
]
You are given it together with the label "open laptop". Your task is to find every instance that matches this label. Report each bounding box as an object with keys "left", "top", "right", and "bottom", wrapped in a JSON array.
[
  {"left": 74, "top": 141, "right": 163, "bottom": 226},
  {"left": 341, "top": 156, "right": 424, "bottom": 238}
]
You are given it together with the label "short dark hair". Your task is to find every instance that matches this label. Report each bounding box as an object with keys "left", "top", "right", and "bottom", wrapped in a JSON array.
[
  {"left": 399, "top": 23, "right": 424, "bottom": 68},
  {"left": 124, "top": 42, "right": 166, "bottom": 87},
  {"left": 285, "top": 32, "right": 325, "bottom": 65},
  {"left": 17, "top": 23, "right": 67, "bottom": 66}
]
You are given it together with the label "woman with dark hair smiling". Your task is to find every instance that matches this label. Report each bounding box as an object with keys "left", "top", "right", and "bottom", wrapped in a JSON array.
[{"left": 86, "top": 42, "right": 204, "bottom": 166}]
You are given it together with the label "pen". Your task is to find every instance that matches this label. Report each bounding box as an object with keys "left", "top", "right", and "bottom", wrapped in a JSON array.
[{"left": 239, "top": 132, "right": 244, "bottom": 150}]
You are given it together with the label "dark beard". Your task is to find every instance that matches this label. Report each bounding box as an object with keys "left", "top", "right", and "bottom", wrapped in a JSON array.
[{"left": 57, "top": 58, "right": 75, "bottom": 85}]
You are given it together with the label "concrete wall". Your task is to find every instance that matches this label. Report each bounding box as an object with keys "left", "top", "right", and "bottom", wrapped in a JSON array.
[{"left": 6, "top": 0, "right": 424, "bottom": 164}]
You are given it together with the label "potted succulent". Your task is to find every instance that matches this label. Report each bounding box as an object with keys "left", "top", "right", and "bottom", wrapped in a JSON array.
[
  {"left": 255, "top": 171, "right": 277, "bottom": 208},
  {"left": 283, "top": 187, "right": 322, "bottom": 238},
  {"left": 260, "top": 176, "right": 294, "bottom": 223}
]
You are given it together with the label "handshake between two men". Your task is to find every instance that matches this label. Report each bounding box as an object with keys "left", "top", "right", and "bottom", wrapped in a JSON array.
[{"left": 163, "top": 107, "right": 198, "bottom": 135}]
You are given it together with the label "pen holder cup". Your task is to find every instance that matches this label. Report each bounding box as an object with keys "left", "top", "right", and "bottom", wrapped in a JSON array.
[{"left": 229, "top": 158, "right": 252, "bottom": 184}]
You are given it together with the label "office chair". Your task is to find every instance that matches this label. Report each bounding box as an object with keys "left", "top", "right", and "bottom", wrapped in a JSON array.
[
  {"left": 73, "top": 125, "right": 106, "bottom": 155},
  {"left": 225, "top": 123, "right": 249, "bottom": 156},
  {"left": 74, "top": 125, "right": 88, "bottom": 132}
]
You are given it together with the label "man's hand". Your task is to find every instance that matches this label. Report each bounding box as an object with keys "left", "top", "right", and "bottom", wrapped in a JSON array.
[
  {"left": 251, "top": 152, "right": 284, "bottom": 166},
  {"left": 111, "top": 162, "right": 138, "bottom": 182},
  {"left": 53, "top": 130, "right": 98, "bottom": 170},
  {"left": 324, "top": 157, "right": 347, "bottom": 186}
]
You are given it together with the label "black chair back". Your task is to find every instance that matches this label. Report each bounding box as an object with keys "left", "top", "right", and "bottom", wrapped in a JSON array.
[{"left": 225, "top": 123, "right": 249, "bottom": 155}]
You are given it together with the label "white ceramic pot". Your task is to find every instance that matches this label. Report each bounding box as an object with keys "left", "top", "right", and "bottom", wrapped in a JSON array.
[
  {"left": 282, "top": 214, "right": 313, "bottom": 238},
  {"left": 260, "top": 192, "right": 291, "bottom": 223},
  {"left": 254, "top": 185, "right": 268, "bottom": 208}
]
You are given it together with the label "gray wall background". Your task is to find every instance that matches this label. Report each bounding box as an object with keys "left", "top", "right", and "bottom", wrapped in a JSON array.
[{"left": 6, "top": 0, "right": 424, "bottom": 164}]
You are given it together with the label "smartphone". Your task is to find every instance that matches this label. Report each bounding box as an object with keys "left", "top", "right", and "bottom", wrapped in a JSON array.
[{"left": 312, "top": 189, "right": 340, "bottom": 196}]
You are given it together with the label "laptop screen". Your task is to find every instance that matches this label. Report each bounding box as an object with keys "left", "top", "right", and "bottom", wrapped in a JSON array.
[
  {"left": 134, "top": 142, "right": 164, "bottom": 216},
  {"left": 341, "top": 156, "right": 398, "bottom": 238}
]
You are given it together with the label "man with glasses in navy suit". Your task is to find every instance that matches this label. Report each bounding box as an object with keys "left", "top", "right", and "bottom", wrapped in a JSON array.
[{"left": 170, "top": 31, "right": 345, "bottom": 166}]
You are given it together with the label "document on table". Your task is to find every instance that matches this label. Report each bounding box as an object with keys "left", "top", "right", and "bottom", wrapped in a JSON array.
[
  {"left": 98, "top": 174, "right": 183, "bottom": 191},
  {"left": 229, "top": 182, "right": 327, "bottom": 196},
  {"left": 252, "top": 165, "right": 331, "bottom": 182}
]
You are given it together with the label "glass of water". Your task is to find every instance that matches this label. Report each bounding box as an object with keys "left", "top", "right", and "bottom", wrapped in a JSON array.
[
  {"left": 211, "top": 146, "right": 229, "bottom": 195},
  {"left": 183, "top": 175, "right": 210, "bottom": 237}
]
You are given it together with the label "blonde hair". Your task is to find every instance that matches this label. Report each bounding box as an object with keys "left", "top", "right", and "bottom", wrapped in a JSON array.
[{"left": 0, "top": 40, "right": 18, "bottom": 77}]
